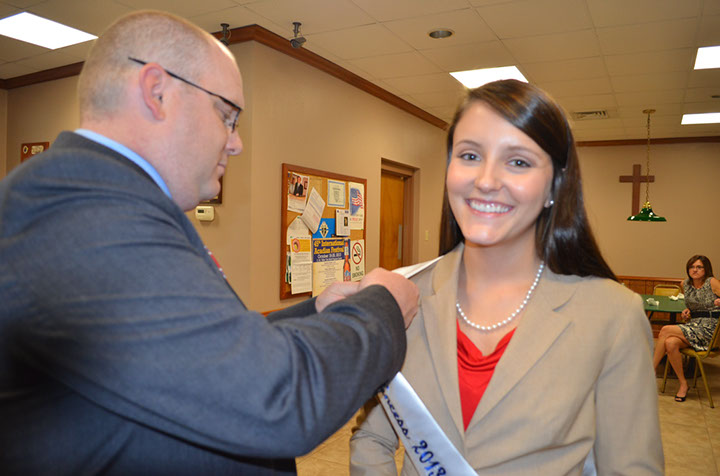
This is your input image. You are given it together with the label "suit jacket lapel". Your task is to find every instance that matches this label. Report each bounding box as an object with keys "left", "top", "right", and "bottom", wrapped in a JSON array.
[
  {"left": 422, "top": 246, "right": 466, "bottom": 440},
  {"left": 470, "top": 271, "right": 577, "bottom": 425}
]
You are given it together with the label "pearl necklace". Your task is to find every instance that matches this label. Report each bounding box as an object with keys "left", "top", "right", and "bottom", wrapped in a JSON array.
[{"left": 456, "top": 261, "right": 545, "bottom": 332}]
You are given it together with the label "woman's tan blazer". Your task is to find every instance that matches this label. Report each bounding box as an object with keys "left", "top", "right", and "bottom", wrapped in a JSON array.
[{"left": 350, "top": 245, "right": 664, "bottom": 475}]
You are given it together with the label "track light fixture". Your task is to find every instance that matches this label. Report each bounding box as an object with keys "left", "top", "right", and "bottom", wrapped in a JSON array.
[
  {"left": 219, "top": 23, "right": 230, "bottom": 46},
  {"left": 290, "top": 21, "right": 306, "bottom": 49}
]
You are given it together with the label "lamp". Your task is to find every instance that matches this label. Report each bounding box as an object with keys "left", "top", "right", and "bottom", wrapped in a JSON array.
[{"left": 627, "top": 109, "right": 667, "bottom": 222}]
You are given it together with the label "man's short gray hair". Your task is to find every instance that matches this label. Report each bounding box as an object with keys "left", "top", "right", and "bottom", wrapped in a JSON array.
[{"left": 78, "top": 10, "right": 216, "bottom": 121}]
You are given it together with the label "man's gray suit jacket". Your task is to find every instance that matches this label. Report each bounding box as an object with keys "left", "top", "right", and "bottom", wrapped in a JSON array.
[{"left": 0, "top": 132, "right": 406, "bottom": 475}]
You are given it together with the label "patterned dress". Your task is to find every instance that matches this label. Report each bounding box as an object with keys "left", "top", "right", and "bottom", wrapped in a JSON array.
[{"left": 678, "top": 278, "right": 720, "bottom": 351}]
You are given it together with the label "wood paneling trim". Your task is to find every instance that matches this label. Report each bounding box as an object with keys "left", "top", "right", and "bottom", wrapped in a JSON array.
[
  {"left": 578, "top": 136, "right": 720, "bottom": 147},
  {"left": 2, "top": 62, "right": 84, "bottom": 89},
  {"left": 0, "top": 25, "right": 448, "bottom": 130}
]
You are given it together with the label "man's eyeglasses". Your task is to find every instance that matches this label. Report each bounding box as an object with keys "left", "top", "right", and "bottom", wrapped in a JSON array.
[{"left": 128, "top": 57, "right": 242, "bottom": 133}]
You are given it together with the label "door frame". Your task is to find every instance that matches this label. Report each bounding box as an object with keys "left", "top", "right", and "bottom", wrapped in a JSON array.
[{"left": 381, "top": 159, "right": 417, "bottom": 267}]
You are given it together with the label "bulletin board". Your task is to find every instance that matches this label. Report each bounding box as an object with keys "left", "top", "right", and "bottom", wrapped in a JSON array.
[{"left": 280, "top": 163, "right": 367, "bottom": 300}]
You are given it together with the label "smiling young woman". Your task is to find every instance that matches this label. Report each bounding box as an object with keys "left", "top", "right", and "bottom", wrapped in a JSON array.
[{"left": 350, "top": 80, "right": 664, "bottom": 475}]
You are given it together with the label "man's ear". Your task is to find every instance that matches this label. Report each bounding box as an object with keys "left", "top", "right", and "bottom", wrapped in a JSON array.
[{"left": 138, "top": 63, "right": 168, "bottom": 121}]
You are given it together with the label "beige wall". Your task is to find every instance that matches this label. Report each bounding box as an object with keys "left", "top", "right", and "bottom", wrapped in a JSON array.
[
  {"left": 5, "top": 76, "right": 79, "bottom": 174},
  {"left": 186, "top": 42, "right": 447, "bottom": 311},
  {"left": 2, "top": 42, "right": 718, "bottom": 312},
  {"left": 0, "top": 89, "right": 6, "bottom": 178},
  {"left": 580, "top": 142, "right": 720, "bottom": 279}
]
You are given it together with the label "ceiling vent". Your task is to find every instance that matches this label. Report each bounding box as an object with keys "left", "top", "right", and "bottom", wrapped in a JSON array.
[{"left": 572, "top": 110, "right": 609, "bottom": 120}]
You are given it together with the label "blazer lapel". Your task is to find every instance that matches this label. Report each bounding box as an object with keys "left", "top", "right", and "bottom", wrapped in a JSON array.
[
  {"left": 422, "top": 246, "right": 466, "bottom": 439},
  {"left": 470, "top": 271, "right": 577, "bottom": 424}
]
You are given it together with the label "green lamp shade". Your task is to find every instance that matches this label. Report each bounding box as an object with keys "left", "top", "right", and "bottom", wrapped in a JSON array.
[{"left": 627, "top": 202, "right": 667, "bottom": 222}]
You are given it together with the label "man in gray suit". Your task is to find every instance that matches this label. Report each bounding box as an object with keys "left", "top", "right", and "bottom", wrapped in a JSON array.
[{"left": 0, "top": 10, "right": 417, "bottom": 475}]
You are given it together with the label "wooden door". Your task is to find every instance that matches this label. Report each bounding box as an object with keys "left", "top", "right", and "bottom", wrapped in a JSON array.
[{"left": 380, "top": 172, "right": 405, "bottom": 270}]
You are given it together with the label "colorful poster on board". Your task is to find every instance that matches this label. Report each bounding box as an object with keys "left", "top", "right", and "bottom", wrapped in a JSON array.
[
  {"left": 311, "top": 237, "right": 346, "bottom": 296},
  {"left": 348, "top": 181, "right": 365, "bottom": 230},
  {"left": 290, "top": 238, "right": 312, "bottom": 294},
  {"left": 287, "top": 172, "right": 309, "bottom": 213},
  {"left": 327, "top": 180, "right": 346, "bottom": 208},
  {"left": 350, "top": 239, "right": 365, "bottom": 282}
]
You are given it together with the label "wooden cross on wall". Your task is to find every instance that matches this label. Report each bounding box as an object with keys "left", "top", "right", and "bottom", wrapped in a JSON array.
[{"left": 619, "top": 164, "right": 654, "bottom": 215}]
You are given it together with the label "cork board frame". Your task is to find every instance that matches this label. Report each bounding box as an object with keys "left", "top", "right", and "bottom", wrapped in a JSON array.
[{"left": 280, "top": 163, "right": 367, "bottom": 300}]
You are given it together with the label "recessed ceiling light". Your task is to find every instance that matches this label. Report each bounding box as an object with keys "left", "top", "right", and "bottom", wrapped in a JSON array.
[
  {"left": 694, "top": 45, "right": 720, "bottom": 70},
  {"left": 428, "top": 28, "right": 453, "bottom": 39},
  {"left": 0, "top": 12, "right": 96, "bottom": 50},
  {"left": 681, "top": 113, "right": 720, "bottom": 125},
  {"left": 450, "top": 66, "right": 527, "bottom": 89}
]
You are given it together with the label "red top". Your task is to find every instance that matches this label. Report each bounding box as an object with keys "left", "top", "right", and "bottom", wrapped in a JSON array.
[{"left": 457, "top": 321, "right": 515, "bottom": 430}]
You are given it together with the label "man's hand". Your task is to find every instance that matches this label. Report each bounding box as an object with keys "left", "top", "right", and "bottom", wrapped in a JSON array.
[
  {"left": 360, "top": 268, "right": 419, "bottom": 328},
  {"left": 315, "top": 281, "right": 361, "bottom": 312}
]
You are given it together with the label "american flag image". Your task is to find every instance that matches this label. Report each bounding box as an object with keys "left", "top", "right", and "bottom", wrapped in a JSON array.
[
  {"left": 351, "top": 189, "right": 363, "bottom": 206},
  {"left": 350, "top": 188, "right": 363, "bottom": 215}
]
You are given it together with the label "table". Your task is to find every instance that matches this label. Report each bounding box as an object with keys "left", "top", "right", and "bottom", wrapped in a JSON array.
[{"left": 641, "top": 294, "right": 687, "bottom": 325}]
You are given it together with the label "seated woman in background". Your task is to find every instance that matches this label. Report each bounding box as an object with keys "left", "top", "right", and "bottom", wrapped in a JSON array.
[
  {"left": 653, "top": 255, "right": 720, "bottom": 402},
  {"left": 349, "top": 80, "right": 663, "bottom": 475}
]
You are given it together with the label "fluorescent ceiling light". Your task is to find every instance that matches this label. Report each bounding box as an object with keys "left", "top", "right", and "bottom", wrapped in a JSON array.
[
  {"left": 694, "top": 45, "right": 720, "bottom": 70},
  {"left": 450, "top": 66, "right": 527, "bottom": 89},
  {"left": 681, "top": 113, "right": 720, "bottom": 125},
  {"left": 0, "top": 12, "right": 96, "bottom": 49}
]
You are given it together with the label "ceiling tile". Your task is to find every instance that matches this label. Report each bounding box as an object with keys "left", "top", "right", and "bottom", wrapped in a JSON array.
[
  {"left": 0, "top": 35, "right": 47, "bottom": 62},
  {"left": 697, "top": 14, "right": 720, "bottom": 45},
  {"left": 30, "top": 0, "right": 132, "bottom": 34},
  {"left": 604, "top": 48, "right": 695, "bottom": 76},
  {"left": 15, "top": 49, "right": 82, "bottom": 70},
  {"left": 688, "top": 69, "right": 720, "bottom": 88},
  {"left": 0, "top": 0, "right": 46, "bottom": 9},
  {"left": 349, "top": 0, "right": 471, "bottom": 22},
  {"left": 0, "top": 3, "right": 21, "bottom": 18},
  {"left": 411, "top": 88, "right": 466, "bottom": 108},
  {"left": 597, "top": 18, "right": 697, "bottom": 55},
  {"left": 522, "top": 56, "right": 606, "bottom": 83},
  {"left": 426, "top": 104, "right": 457, "bottom": 122},
  {"left": 244, "top": 0, "right": 375, "bottom": 34},
  {"left": 621, "top": 113, "right": 681, "bottom": 128},
  {"left": 703, "top": 0, "right": 720, "bottom": 15},
  {"left": 476, "top": 0, "right": 592, "bottom": 38},
  {"left": 617, "top": 104, "right": 684, "bottom": 117},
  {"left": 349, "top": 50, "right": 441, "bottom": 78},
  {"left": 586, "top": 0, "right": 700, "bottom": 27},
  {"left": 188, "top": 5, "right": 273, "bottom": 34},
  {"left": 557, "top": 94, "right": 618, "bottom": 113},
  {"left": 682, "top": 100, "right": 720, "bottom": 113},
  {"left": 383, "top": 8, "right": 496, "bottom": 50},
  {"left": 610, "top": 71, "right": 689, "bottom": 93},
  {"left": 467, "top": 0, "right": 516, "bottom": 6},
  {"left": 503, "top": 29, "right": 600, "bottom": 63},
  {"left": 56, "top": 40, "right": 93, "bottom": 61},
  {"left": 573, "top": 127, "right": 628, "bottom": 141},
  {"left": 306, "top": 23, "right": 412, "bottom": 60},
  {"left": 384, "top": 72, "right": 464, "bottom": 95},
  {"left": 615, "top": 89, "right": 685, "bottom": 106},
  {"left": 570, "top": 117, "right": 623, "bottom": 130},
  {"left": 0, "top": 60, "right": 37, "bottom": 79},
  {"left": 419, "top": 40, "right": 515, "bottom": 72},
  {"left": 684, "top": 87, "right": 720, "bottom": 102},
  {"left": 538, "top": 77, "right": 613, "bottom": 98}
]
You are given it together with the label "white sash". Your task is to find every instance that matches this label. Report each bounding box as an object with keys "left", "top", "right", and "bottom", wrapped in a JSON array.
[{"left": 383, "top": 258, "right": 475, "bottom": 475}]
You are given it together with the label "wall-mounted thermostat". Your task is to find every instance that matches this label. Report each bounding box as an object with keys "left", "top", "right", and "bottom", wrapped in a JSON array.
[{"left": 195, "top": 205, "right": 215, "bottom": 222}]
